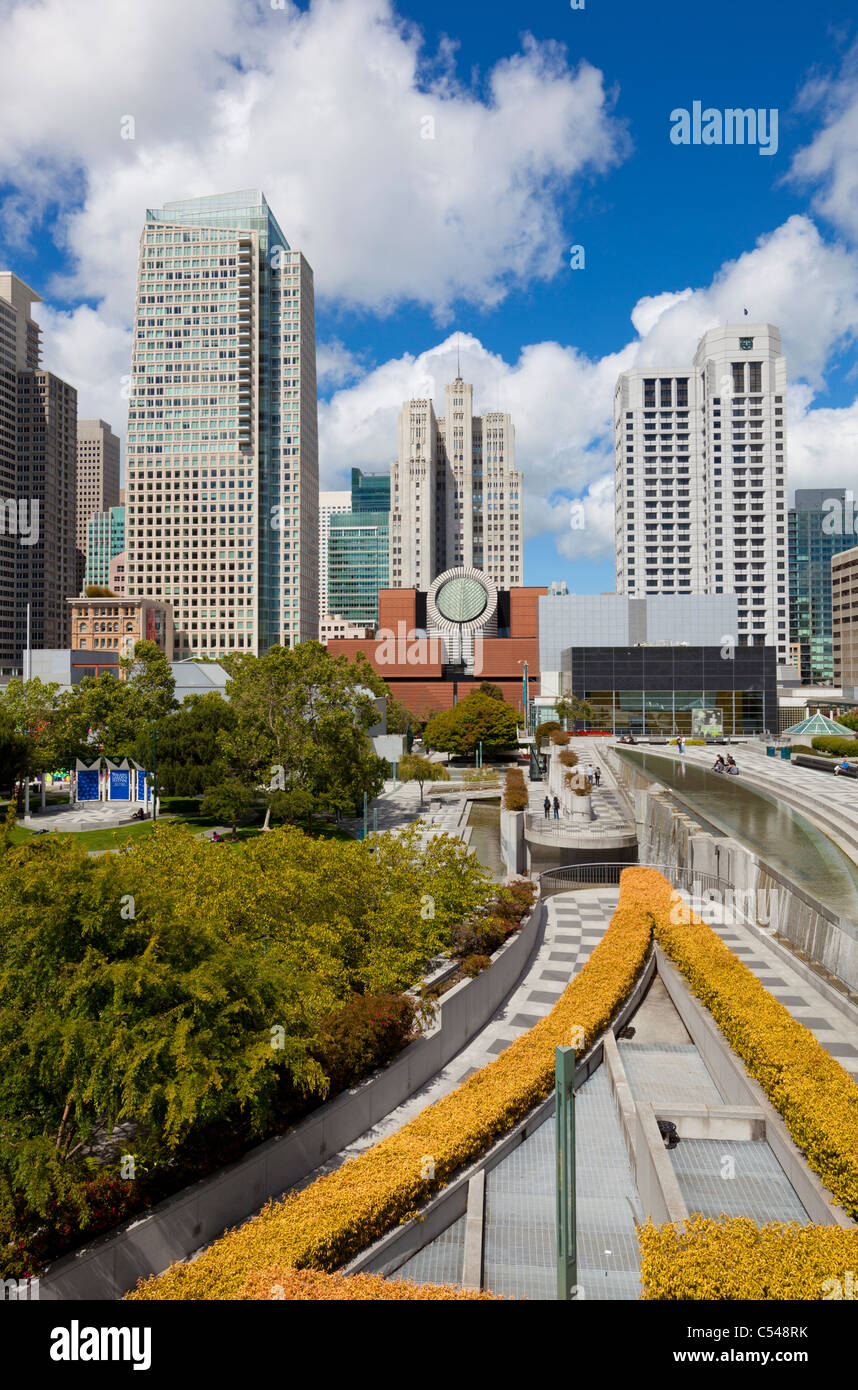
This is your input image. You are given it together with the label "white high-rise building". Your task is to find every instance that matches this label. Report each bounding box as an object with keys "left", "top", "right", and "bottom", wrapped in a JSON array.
[
  {"left": 318, "top": 489, "right": 351, "bottom": 627},
  {"left": 390, "top": 375, "right": 522, "bottom": 590},
  {"left": 125, "top": 190, "right": 319, "bottom": 658},
  {"left": 614, "top": 324, "right": 788, "bottom": 662}
]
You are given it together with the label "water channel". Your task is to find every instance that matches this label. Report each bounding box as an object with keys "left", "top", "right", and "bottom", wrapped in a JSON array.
[{"left": 617, "top": 748, "right": 858, "bottom": 923}]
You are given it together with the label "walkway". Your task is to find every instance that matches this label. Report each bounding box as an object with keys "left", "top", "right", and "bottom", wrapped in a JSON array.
[{"left": 291, "top": 889, "right": 621, "bottom": 1192}]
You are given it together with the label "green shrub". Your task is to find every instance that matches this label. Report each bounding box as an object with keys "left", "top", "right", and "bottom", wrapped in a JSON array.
[
  {"left": 812, "top": 736, "right": 858, "bottom": 757},
  {"left": 790, "top": 744, "right": 829, "bottom": 757}
]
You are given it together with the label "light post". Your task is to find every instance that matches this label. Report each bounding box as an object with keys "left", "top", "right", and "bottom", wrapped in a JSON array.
[
  {"left": 363, "top": 790, "right": 368, "bottom": 840},
  {"left": 555, "top": 1044, "right": 577, "bottom": 1300},
  {"left": 518, "top": 659, "right": 530, "bottom": 736},
  {"left": 151, "top": 727, "right": 158, "bottom": 822}
]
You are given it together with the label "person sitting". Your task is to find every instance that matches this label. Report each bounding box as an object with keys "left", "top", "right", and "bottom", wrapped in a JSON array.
[
  {"left": 834, "top": 758, "right": 851, "bottom": 776},
  {"left": 713, "top": 755, "right": 726, "bottom": 772},
  {"left": 725, "top": 754, "right": 739, "bottom": 775}
]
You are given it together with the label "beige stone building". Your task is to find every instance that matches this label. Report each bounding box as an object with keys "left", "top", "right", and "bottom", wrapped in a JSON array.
[
  {"left": 832, "top": 548, "right": 858, "bottom": 697},
  {"left": 68, "top": 594, "right": 174, "bottom": 661},
  {"left": 390, "top": 375, "right": 522, "bottom": 591}
]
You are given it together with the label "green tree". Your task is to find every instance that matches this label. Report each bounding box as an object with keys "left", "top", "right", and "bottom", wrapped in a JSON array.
[
  {"left": 219, "top": 643, "right": 387, "bottom": 829},
  {"left": 119, "top": 641, "right": 176, "bottom": 722},
  {"left": 422, "top": 691, "right": 520, "bottom": 760},
  {"left": 398, "top": 754, "right": 450, "bottom": 806},
  {"left": 0, "top": 821, "right": 495, "bottom": 1239},
  {"left": 555, "top": 695, "right": 593, "bottom": 732},
  {"left": 0, "top": 712, "right": 28, "bottom": 798},
  {"left": 478, "top": 681, "right": 504, "bottom": 702},
  {"left": 200, "top": 778, "right": 256, "bottom": 838},
  {"left": 132, "top": 693, "right": 236, "bottom": 796},
  {"left": 0, "top": 677, "right": 66, "bottom": 804},
  {"left": 536, "top": 720, "right": 561, "bottom": 748}
]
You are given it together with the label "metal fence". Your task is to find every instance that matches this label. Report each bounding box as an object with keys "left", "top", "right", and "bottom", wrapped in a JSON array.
[
  {"left": 525, "top": 813, "right": 627, "bottom": 837},
  {"left": 538, "top": 861, "right": 724, "bottom": 895}
]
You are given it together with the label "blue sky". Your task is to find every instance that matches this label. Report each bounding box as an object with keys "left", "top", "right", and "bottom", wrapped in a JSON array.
[{"left": 2, "top": 0, "right": 858, "bottom": 593}]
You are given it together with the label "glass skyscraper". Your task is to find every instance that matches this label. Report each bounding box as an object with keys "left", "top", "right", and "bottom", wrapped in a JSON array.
[
  {"left": 125, "top": 190, "right": 318, "bottom": 657},
  {"left": 327, "top": 468, "right": 390, "bottom": 625},
  {"left": 789, "top": 488, "right": 856, "bottom": 685},
  {"left": 86, "top": 505, "right": 125, "bottom": 589}
]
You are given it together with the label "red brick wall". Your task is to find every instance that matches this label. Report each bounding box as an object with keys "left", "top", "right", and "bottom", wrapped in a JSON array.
[{"left": 509, "top": 586, "right": 547, "bottom": 638}]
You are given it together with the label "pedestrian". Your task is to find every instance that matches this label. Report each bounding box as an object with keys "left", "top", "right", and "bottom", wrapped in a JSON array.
[
  {"left": 543, "top": 794, "right": 551, "bottom": 819},
  {"left": 677, "top": 735, "right": 685, "bottom": 755},
  {"left": 553, "top": 795, "right": 560, "bottom": 819},
  {"left": 594, "top": 766, "right": 601, "bottom": 786}
]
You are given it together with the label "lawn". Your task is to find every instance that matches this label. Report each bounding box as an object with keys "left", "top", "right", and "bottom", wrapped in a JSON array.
[{"left": 7, "top": 813, "right": 356, "bottom": 851}]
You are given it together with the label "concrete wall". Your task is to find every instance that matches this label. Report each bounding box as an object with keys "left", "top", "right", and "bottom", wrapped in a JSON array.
[
  {"left": 37, "top": 895, "right": 547, "bottom": 1302},
  {"left": 500, "top": 808, "right": 526, "bottom": 875},
  {"left": 607, "top": 746, "right": 858, "bottom": 994}
]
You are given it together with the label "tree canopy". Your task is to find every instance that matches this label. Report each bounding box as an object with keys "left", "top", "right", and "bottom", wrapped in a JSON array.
[
  {"left": 422, "top": 691, "right": 520, "bottom": 759},
  {"left": 0, "top": 822, "right": 493, "bottom": 1227}
]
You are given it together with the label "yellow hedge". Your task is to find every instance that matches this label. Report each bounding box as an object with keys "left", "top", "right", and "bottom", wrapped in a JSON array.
[
  {"left": 644, "top": 870, "right": 858, "bottom": 1220},
  {"left": 640, "top": 1216, "right": 858, "bottom": 1300},
  {"left": 236, "top": 1266, "right": 501, "bottom": 1300},
  {"left": 129, "top": 867, "right": 654, "bottom": 1300}
]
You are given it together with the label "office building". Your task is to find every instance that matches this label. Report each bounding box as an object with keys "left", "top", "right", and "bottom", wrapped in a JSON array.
[
  {"left": 124, "top": 190, "right": 319, "bottom": 659},
  {"left": 562, "top": 643, "right": 777, "bottom": 737},
  {"left": 86, "top": 504, "right": 126, "bottom": 589},
  {"left": 615, "top": 324, "right": 788, "bottom": 662},
  {"left": 789, "top": 489, "right": 857, "bottom": 685},
  {"left": 326, "top": 468, "right": 391, "bottom": 627},
  {"left": 832, "top": 547, "right": 858, "bottom": 700},
  {"left": 68, "top": 594, "right": 173, "bottom": 660},
  {"left": 0, "top": 273, "right": 78, "bottom": 670},
  {"left": 390, "top": 375, "right": 522, "bottom": 591},
  {"left": 76, "top": 418, "right": 120, "bottom": 587},
  {"left": 318, "top": 489, "right": 351, "bottom": 625}
]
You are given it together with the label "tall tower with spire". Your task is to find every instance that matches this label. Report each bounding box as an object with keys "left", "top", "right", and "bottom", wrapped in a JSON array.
[{"left": 390, "top": 369, "right": 521, "bottom": 590}]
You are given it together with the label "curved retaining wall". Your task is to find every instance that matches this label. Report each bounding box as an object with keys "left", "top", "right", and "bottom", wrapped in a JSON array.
[
  {"left": 607, "top": 746, "right": 858, "bottom": 998},
  {"left": 36, "top": 895, "right": 547, "bottom": 1301}
]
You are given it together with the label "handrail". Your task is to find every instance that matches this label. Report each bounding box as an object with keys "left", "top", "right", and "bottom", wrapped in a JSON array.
[{"left": 537, "top": 861, "right": 725, "bottom": 894}]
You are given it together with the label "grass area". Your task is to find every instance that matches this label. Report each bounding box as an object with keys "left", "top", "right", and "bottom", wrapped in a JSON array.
[{"left": 7, "top": 813, "right": 355, "bottom": 851}]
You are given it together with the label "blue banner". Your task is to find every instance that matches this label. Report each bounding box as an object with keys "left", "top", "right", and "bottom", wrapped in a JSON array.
[
  {"left": 109, "top": 770, "right": 130, "bottom": 800},
  {"left": 77, "top": 769, "right": 99, "bottom": 801},
  {"left": 137, "top": 770, "right": 149, "bottom": 801}
]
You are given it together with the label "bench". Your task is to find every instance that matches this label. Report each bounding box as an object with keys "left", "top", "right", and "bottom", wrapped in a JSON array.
[{"left": 792, "top": 754, "right": 858, "bottom": 778}]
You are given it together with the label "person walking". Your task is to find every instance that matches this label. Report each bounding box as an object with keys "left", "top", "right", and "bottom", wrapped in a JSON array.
[
  {"left": 677, "top": 735, "right": 685, "bottom": 755},
  {"left": 593, "top": 766, "right": 601, "bottom": 787},
  {"left": 553, "top": 795, "right": 560, "bottom": 819},
  {"left": 543, "top": 794, "right": 551, "bottom": 819}
]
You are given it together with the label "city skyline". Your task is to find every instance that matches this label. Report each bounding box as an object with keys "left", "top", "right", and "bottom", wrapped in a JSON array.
[{"left": 2, "top": 0, "right": 858, "bottom": 593}]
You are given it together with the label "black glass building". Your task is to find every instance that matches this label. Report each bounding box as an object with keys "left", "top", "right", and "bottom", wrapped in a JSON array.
[{"left": 561, "top": 644, "right": 778, "bottom": 736}]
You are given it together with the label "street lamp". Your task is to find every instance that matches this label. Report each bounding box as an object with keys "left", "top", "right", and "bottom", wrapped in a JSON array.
[
  {"left": 150, "top": 727, "right": 158, "bottom": 822},
  {"left": 517, "top": 659, "right": 530, "bottom": 735}
]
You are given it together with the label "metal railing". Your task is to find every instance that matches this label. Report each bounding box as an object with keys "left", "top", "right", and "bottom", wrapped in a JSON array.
[
  {"left": 525, "top": 813, "right": 629, "bottom": 837},
  {"left": 538, "top": 861, "right": 724, "bottom": 895}
]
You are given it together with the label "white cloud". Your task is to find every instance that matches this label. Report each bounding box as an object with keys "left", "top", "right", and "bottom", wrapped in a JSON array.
[
  {"left": 0, "top": 0, "right": 627, "bottom": 313},
  {"left": 319, "top": 213, "right": 858, "bottom": 569},
  {"left": 788, "top": 43, "right": 858, "bottom": 242}
]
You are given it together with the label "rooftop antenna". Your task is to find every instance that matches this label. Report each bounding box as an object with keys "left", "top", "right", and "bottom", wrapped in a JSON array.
[{"left": 456, "top": 332, "right": 461, "bottom": 381}]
